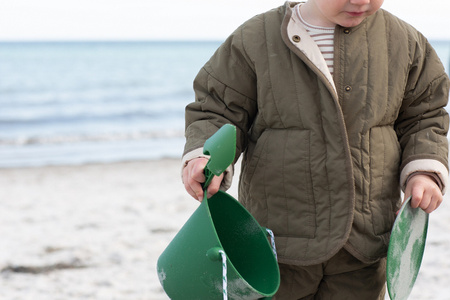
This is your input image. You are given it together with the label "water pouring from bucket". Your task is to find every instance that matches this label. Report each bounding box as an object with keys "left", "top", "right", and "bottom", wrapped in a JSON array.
[{"left": 157, "top": 124, "right": 280, "bottom": 299}]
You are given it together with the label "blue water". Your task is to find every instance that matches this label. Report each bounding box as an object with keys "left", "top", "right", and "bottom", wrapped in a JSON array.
[
  {"left": 0, "top": 40, "right": 449, "bottom": 168},
  {"left": 0, "top": 41, "right": 221, "bottom": 167}
]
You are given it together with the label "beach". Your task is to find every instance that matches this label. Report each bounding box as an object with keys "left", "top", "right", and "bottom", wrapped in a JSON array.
[
  {"left": 1, "top": 158, "right": 449, "bottom": 300},
  {"left": 0, "top": 159, "right": 196, "bottom": 300}
]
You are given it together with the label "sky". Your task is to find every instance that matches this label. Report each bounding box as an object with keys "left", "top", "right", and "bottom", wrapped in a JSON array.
[{"left": 0, "top": 0, "right": 449, "bottom": 41}]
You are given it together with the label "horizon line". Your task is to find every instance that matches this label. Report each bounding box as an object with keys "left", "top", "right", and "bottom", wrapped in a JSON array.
[
  {"left": 0, "top": 38, "right": 449, "bottom": 43},
  {"left": 0, "top": 38, "right": 226, "bottom": 43}
]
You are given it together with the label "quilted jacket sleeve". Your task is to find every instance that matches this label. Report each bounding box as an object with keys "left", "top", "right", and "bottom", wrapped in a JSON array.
[
  {"left": 184, "top": 27, "right": 259, "bottom": 160},
  {"left": 395, "top": 35, "right": 450, "bottom": 192}
]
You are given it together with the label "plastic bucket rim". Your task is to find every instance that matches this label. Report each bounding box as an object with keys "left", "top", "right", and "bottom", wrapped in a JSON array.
[{"left": 204, "top": 190, "right": 280, "bottom": 297}]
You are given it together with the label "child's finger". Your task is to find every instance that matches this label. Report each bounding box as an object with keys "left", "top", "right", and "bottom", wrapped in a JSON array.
[
  {"left": 410, "top": 191, "right": 423, "bottom": 209},
  {"left": 190, "top": 160, "right": 207, "bottom": 183},
  {"left": 417, "top": 194, "right": 431, "bottom": 212},
  {"left": 396, "top": 191, "right": 412, "bottom": 215},
  {"left": 183, "top": 158, "right": 208, "bottom": 201},
  {"left": 422, "top": 192, "right": 443, "bottom": 214},
  {"left": 185, "top": 183, "right": 202, "bottom": 202},
  {"left": 434, "top": 195, "right": 444, "bottom": 210},
  {"left": 187, "top": 174, "right": 205, "bottom": 202},
  {"left": 423, "top": 198, "right": 438, "bottom": 214},
  {"left": 183, "top": 174, "right": 204, "bottom": 201},
  {"left": 206, "top": 174, "right": 224, "bottom": 199}
]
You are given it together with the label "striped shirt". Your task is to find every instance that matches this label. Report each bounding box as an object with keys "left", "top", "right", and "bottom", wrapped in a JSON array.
[{"left": 294, "top": 4, "right": 335, "bottom": 76}]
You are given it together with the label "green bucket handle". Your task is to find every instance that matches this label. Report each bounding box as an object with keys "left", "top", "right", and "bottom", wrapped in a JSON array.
[
  {"left": 202, "top": 124, "right": 278, "bottom": 300},
  {"left": 206, "top": 228, "right": 278, "bottom": 300},
  {"left": 195, "top": 124, "right": 278, "bottom": 300},
  {"left": 200, "top": 124, "right": 279, "bottom": 262},
  {"left": 202, "top": 124, "right": 237, "bottom": 190},
  {"left": 202, "top": 124, "right": 236, "bottom": 300}
]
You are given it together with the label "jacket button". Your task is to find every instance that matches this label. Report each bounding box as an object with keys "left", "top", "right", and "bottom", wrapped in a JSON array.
[
  {"left": 343, "top": 28, "right": 351, "bottom": 34},
  {"left": 345, "top": 85, "right": 352, "bottom": 92},
  {"left": 292, "top": 35, "right": 301, "bottom": 43}
]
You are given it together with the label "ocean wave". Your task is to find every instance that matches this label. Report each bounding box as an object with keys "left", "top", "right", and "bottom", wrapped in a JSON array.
[
  {"left": 0, "top": 110, "right": 184, "bottom": 126},
  {"left": 1, "top": 85, "right": 193, "bottom": 106},
  {"left": 0, "top": 129, "right": 185, "bottom": 146}
]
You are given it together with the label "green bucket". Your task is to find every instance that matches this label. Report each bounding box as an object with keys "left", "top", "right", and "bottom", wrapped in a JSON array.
[
  {"left": 157, "top": 191, "right": 280, "bottom": 299},
  {"left": 157, "top": 124, "right": 280, "bottom": 299}
]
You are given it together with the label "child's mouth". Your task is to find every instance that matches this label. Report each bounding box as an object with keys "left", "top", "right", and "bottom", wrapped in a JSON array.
[{"left": 347, "top": 11, "right": 365, "bottom": 17}]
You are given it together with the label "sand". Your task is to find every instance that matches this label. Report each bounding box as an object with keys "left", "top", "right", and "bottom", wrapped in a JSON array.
[{"left": 0, "top": 158, "right": 449, "bottom": 299}]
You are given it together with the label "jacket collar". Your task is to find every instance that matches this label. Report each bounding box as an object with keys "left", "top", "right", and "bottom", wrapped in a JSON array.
[{"left": 281, "top": 2, "right": 337, "bottom": 95}]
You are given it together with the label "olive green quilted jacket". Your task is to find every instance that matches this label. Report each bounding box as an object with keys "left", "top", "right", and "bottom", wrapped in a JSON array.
[{"left": 184, "top": 2, "right": 449, "bottom": 265}]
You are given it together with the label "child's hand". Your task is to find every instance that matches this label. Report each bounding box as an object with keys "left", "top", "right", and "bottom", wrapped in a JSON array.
[
  {"left": 403, "top": 174, "right": 443, "bottom": 214},
  {"left": 182, "top": 157, "right": 224, "bottom": 202}
]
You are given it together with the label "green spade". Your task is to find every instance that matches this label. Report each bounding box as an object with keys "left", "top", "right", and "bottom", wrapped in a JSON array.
[
  {"left": 386, "top": 196, "right": 429, "bottom": 300},
  {"left": 202, "top": 123, "right": 237, "bottom": 191}
]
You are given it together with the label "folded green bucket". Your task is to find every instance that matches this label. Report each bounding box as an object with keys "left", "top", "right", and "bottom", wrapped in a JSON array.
[{"left": 157, "top": 124, "right": 280, "bottom": 299}]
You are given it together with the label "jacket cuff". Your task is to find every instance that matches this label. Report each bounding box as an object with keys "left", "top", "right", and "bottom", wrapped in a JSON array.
[
  {"left": 400, "top": 159, "right": 449, "bottom": 194},
  {"left": 181, "top": 148, "right": 234, "bottom": 191}
]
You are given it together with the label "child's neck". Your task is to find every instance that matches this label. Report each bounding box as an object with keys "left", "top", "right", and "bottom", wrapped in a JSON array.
[{"left": 300, "top": 2, "right": 336, "bottom": 28}]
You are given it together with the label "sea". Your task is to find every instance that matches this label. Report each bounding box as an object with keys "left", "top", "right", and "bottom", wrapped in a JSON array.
[{"left": 0, "top": 40, "right": 449, "bottom": 168}]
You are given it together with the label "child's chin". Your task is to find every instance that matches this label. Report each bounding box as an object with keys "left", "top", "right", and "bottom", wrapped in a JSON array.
[{"left": 338, "top": 15, "right": 368, "bottom": 28}]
